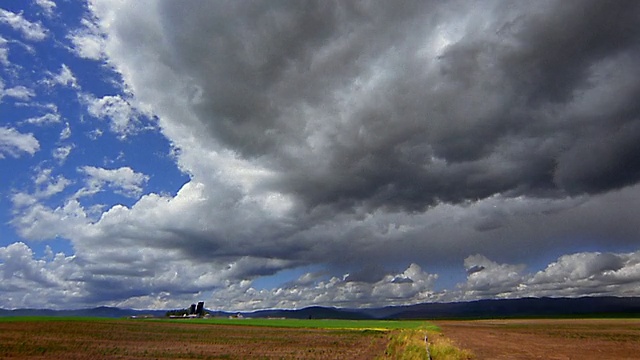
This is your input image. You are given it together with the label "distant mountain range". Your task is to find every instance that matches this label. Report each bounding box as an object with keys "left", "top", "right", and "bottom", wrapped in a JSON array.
[
  {"left": 0, "top": 306, "right": 167, "bottom": 318},
  {"left": 1, "top": 297, "right": 639, "bottom": 320},
  {"left": 362, "top": 296, "right": 640, "bottom": 319}
]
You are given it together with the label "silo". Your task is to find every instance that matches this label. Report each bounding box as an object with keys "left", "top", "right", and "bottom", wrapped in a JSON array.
[{"left": 196, "top": 301, "right": 205, "bottom": 316}]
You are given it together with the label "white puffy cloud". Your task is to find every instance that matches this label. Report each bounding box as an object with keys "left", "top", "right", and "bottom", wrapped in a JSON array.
[
  {"left": 24, "top": 112, "right": 61, "bottom": 125},
  {"left": 9, "top": 168, "right": 70, "bottom": 208},
  {"left": 524, "top": 252, "right": 640, "bottom": 297},
  {"left": 0, "top": 35, "right": 9, "bottom": 66},
  {"left": 53, "top": 144, "right": 73, "bottom": 163},
  {"left": 0, "top": 9, "right": 47, "bottom": 41},
  {"left": 456, "top": 255, "right": 527, "bottom": 300},
  {"left": 0, "top": 126, "right": 39, "bottom": 158},
  {"left": 82, "top": 94, "right": 148, "bottom": 138},
  {"left": 43, "top": 64, "right": 79, "bottom": 88},
  {"left": 0, "top": 78, "right": 35, "bottom": 101},
  {"left": 209, "top": 263, "right": 438, "bottom": 311},
  {"left": 3, "top": 86, "right": 34, "bottom": 100},
  {"left": 28, "top": 168, "right": 72, "bottom": 199},
  {"left": 60, "top": 122, "right": 71, "bottom": 140},
  {"left": 67, "top": 17, "right": 104, "bottom": 60},
  {"left": 12, "top": 199, "right": 90, "bottom": 241},
  {"left": 87, "top": 128, "right": 102, "bottom": 140},
  {"left": 35, "top": 0, "right": 57, "bottom": 17},
  {"left": 77, "top": 166, "right": 149, "bottom": 198},
  {"left": 454, "top": 251, "right": 640, "bottom": 301},
  {"left": 0, "top": 242, "right": 84, "bottom": 309},
  {"left": 0, "top": 239, "right": 236, "bottom": 309}
]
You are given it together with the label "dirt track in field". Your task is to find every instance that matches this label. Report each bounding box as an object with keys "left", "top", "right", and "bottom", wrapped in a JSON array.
[
  {"left": 0, "top": 319, "right": 389, "bottom": 359},
  {"left": 435, "top": 319, "right": 640, "bottom": 359}
]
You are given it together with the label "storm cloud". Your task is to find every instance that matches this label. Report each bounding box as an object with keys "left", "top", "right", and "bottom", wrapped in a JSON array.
[
  {"left": 120, "top": 0, "right": 640, "bottom": 210},
  {"left": 94, "top": 0, "right": 640, "bottom": 243}
]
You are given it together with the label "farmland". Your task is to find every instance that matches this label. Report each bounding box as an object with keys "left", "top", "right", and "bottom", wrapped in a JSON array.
[
  {"left": 158, "top": 317, "right": 436, "bottom": 330},
  {"left": 4, "top": 317, "right": 637, "bottom": 359},
  {"left": 0, "top": 317, "right": 435, "bottom": 359},
  {"left": 435, "top": 318, "right": 640, "bottom": 359}
]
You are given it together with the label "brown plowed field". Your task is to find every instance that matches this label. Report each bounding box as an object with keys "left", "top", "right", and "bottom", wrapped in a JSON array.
[
  {"left": 0, "top": 319, "right": 388, "bottom": 359},
  {"left": 435, "top": 319, "right": 640, "bottom": 359}
]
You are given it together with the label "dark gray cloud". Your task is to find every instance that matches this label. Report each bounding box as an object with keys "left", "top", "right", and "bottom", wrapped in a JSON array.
[
  {"left": 128, "top": 0, "right": 640, "bottom": 215},
  {"left": 554, "top": 122, "right": 640, "bottom": 194}
]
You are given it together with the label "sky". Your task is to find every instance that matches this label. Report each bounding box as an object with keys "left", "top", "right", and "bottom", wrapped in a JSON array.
[{"left": 1, "top": 0, "right": 640, "bottom": 311}]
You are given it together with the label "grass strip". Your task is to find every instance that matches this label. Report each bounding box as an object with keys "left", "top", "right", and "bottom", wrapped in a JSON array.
[{"left": 380, "top": 326, "right": 474, "bottom": 360}]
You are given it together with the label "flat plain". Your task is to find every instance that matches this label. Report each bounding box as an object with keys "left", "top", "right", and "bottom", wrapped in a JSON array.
[
  {"left": 0, "top": 320, "right": 396, "bottom": 359},
  {"left": 435, "top": 318, "right": 640, "bottom": 359},
  {"left": 0, "top": 318, "right": 404, "bottom": 359},
  {"left": 4, "top": 317, "right": 638, "bottom": 359}
]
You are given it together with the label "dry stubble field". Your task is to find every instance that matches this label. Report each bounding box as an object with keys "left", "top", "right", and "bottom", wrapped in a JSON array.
[
  {"left": 435, "top": 318, "right": 640, "bottom": 360},
  {"left": 0, "top": 319, "right": 389, "bottom": 359}
]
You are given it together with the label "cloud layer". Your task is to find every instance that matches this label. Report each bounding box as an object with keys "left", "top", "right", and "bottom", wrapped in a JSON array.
[
  {"left": 3, "top": 0, "right": 640, "bottom": 310},
  {"left": 104, "top": 0, "right": 640, "bottom": 209}
]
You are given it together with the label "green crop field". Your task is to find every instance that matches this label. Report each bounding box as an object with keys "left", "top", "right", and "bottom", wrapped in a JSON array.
[
  {"left": 158, "top": 317, "right": 439, "bottom": 331},
  {"left": 0, "top": 315, "right": 438, "bottom": 330}
]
